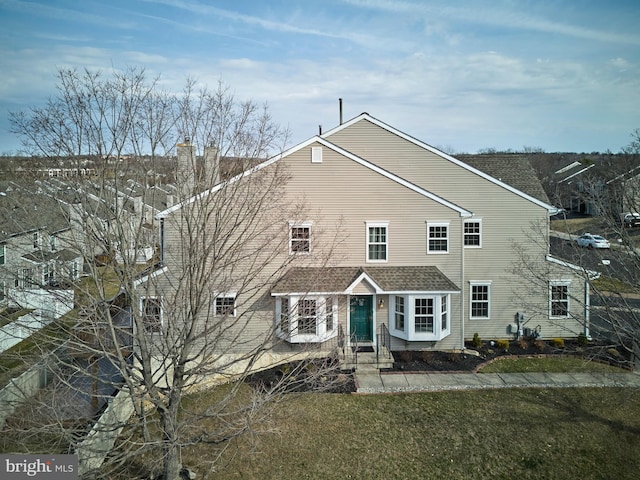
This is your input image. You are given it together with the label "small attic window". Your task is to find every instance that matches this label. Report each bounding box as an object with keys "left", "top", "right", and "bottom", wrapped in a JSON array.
[{"left": 311, "top": 146, "right": 323, "bottom": 163}]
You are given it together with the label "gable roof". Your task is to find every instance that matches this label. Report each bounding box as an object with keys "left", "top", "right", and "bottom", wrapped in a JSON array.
[
  {"left": 322, "top": 113, "right": 556, "bottom": 212},
  {"left": 456, "top": 154, "right": 551, "bottom": 203},
  {"left": 157, "top": 134, "right": 473, "bottom": 219},
  {"left": 271, "top": 266, "right": 460, "bottom": 295}
]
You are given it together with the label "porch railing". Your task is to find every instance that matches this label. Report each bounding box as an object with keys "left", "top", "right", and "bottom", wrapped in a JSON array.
[{"left": 376, "top": 323, "right": 392, "bottom": 364}]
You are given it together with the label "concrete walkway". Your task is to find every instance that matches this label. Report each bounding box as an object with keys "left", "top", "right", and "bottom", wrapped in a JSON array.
[{"left": 355, "top": 371, "right": 640, "bottom": 394}]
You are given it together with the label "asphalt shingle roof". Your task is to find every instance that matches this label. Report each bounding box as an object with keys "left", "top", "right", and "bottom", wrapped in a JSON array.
[
  {"left": 457, "top": 154, "right": 551, "bottom": 204},
  {"left": 272, "top": 266, "right": 460, "bottom": 294}
]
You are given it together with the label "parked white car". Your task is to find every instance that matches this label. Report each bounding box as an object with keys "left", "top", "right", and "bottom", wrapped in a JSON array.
[{"left": 575, "top": 233, "right": 610, "bottom": 249}]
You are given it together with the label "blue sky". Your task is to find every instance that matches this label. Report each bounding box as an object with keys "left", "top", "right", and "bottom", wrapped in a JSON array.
[{"left": 1, "top": 0, "right": 639, "bottom": 155}]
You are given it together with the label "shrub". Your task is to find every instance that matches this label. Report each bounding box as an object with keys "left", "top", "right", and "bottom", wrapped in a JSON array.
[
  {"left": 472, "top": 332, "right": 482, "bottom": 348},
  {"left": 550, "top": 338, "right": 565, "bottom": 348},
  {"left": 577, "top": 333, "right": 589, "bottom": 347},
  {"left": 534, "top": 340, "right": 546, "bottom": 351},
  {"left": 518, "top": 338, "right": 529, "bottom": 350},
  {"left": 496, "top": 339, "right": 510, "bottom": 351}
]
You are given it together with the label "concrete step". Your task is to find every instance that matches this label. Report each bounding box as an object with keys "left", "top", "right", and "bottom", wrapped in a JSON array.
[{"left": 340, "top": 351, "right": 394, "bottom": 371}]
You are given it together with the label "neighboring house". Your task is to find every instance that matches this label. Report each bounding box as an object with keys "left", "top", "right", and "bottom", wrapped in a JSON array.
[
  {"left": 140, "top": 114, "right": 588, "bottom": 371},
  {"left": 0, "top": 182, "right": 82, "bottom": 308}
]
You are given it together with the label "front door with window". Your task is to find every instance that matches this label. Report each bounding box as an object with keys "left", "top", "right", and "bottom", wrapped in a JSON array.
[{"left": 350, "top": 296, "right": 372, "bottom": 342}]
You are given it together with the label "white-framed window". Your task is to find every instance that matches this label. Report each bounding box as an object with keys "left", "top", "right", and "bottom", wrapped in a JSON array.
[
  {"left": 366, "top": 221, "right": 388, "bottom": 262},
  {"left": 414, "top": 297, "right": 434, "bottom": 333},
  {"left": 50, "top": 235, "right": 57, "bottom": 251},
  {"left": 549, "top": 281, "right": 570, "bottom": 318},
  {"left": 214, "top": 293, "right": 237, "bottom": 317},
  {"left": 275, "top": 295, "right": 337, "bottom": 342},
  {"left": 389, "top": 294, "right": 450, "bottom": 341},
  {"left": 0, "top": 244, "right": 5, "bottom": 265},
  {"left": 33, "top": 232, "right": 39, "bottom": 249},
  {"left": 470, "top": 282, "right": 491, "bottom": 319},
  {"left": 43, "top": 263, "right": 54, "bottom": 285},
  {"left": 440, "top": 294, "right": 448, "bottom": 331},
  {"left": 289, "top": 222, "right": 311, "bottom": 254},
  {"left": 464, "top": 219, "right": 482, "bottom": 248},
  {"left": 141, "top": 297, "right": 162, "bottom": 333},
  {"left": 21, "top": 268, "right": 33, "bottom": 288},
  {"left": 278, "top": 296, "right": 290, "bottom": 336},
  {"left": 394, "top": 295, "right": 405, "bottom": 332},
  {"left": 427, "top": 222, "right": 449, "bottom": 254}
]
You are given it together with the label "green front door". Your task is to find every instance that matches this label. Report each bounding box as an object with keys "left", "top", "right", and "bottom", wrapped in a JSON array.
[{"left": 350, "top": 296, "right": 373, "bottom": 342}]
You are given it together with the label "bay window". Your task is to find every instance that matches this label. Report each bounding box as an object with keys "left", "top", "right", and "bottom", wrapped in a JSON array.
[
  {"left": 275, "top": 295, "right": 337, "bottom": 342},
  {"left": 389, "top": 294, "right": 450, "bottom": 341}
]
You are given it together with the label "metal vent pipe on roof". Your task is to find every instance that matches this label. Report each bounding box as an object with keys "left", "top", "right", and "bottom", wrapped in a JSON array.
[{"left": 339, "top": 98, "right": 343, "bottom": 125}]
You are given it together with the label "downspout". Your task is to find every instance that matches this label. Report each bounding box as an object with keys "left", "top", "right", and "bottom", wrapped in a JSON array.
[
  {"left": 584, "top": 277, "right": 591, "bottom": 339},
  {"left": 460, "top": 215, "right": 465, "bottom": 350}
]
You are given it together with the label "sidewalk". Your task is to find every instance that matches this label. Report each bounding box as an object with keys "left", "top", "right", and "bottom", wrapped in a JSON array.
[{"left": 354, "top": 371, "right": 640, "bottom": 394}]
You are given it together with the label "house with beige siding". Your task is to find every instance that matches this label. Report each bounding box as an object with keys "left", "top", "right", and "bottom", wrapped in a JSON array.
[{"left": 145, "top": 113, "right": 588, "bottom": 371}]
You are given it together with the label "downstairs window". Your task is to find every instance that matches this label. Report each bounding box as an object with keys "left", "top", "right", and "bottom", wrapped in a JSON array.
[
  {"left": 390, "top": 294, "right": 450, "bottom": 341},
  {"left": 276, "top": 295, "right": 337, "bottom": 343}
]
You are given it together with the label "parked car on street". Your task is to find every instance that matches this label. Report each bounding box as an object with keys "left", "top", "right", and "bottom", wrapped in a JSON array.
[
  {"left": 621, "top": 212, "right": 640, "bottom": 228},
  {"left": 575, "top": 233, "right": 611, "bottom": 249}
]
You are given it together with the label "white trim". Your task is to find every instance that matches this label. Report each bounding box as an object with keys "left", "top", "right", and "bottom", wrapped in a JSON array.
[
  {"left": 469, "top": 281, "right": 492, "bottom": 320},
  {"left": 426, "top": 221, "right": 450, "bottom": 254},
  {"left": 463, "top": 218, "right": 482, "bottom": 248},
  {"left": 289, "top": 221, "right": 312, "bottom": 255},
  {"left": 389, "top": 294, "right": 451, "bottom": 341},
  {"left": 311, "top": 146, "right": 323, "bottom": 163},
  {"left": 549, "top": 280, "right": 571, "bottom": 319},
  {"left": 276, "top": 295, "right": 338, "bottom": 343},
  {"left": 345, "top": 271, "right": 384, "bottom": 294},
  {"left": 140, "top": 296, "right": 163, "bottom": 333},
  {"left": 366, "top": 221, "right": 389, "bottom": 263},
  {"left": 546, "top": 255, "right": 600, "bottom": 280},
  {"left": 134, "top": 265, "right": 169, "bottom": 287},
  {"left": 213, "top": 292, "right": 237, "bottom": 317},
  {"left": 156, "top": 136, "right": 473, "bottom": 220},
  {"left": 322, "top": 113, "right": 556, "bottom": 213}
]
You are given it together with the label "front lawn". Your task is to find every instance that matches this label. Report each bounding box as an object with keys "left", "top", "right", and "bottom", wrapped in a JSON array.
[{"left": 205, "top": 387, "right": 640, "bottom": 480}]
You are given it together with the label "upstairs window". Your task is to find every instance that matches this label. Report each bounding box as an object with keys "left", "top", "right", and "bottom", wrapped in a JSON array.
[
  {"left": 427, "top": 222, "right": 449, "bottom": 254},
  {"left": 50, "top": 235, "right": 57, "bottom": 251},
  {"left": 0, "top": 245, "right": 5, "bottom": 265},
  {"left": 550, "top": 281, "right": 570, "bottom": 318},
  {"left": 141, "top": 297, "right": 162, "bottom": 333},
  {"left": 290, "top": 223, "right": 311, "bottom": 254},
  {"left": 33, "top": 232, "right": 39, "bottom": 249},
  {"left": 367, "top": 222, "right": 388, "bottom": 262},
  {"left": 464, "top": 220, "right": 482, "bottom": 247}
]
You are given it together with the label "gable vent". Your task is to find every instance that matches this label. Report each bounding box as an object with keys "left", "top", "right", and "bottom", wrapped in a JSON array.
[{"left": 311, "top": 146, "right": 323, "bottom": 164}]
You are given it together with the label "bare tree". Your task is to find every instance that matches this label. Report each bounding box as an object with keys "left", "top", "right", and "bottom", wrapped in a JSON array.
[
  {"left": 510, "top": 130, "right": 640, "bottom": 368},
  {"left": 4, "top": 67, "right": 345, "bottom": 479}
]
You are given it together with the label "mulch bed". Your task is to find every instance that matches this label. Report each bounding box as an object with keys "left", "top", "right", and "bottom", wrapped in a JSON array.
[
  {"left": 388, "top": 339, "right": 633, "bottom": 373},
  {"left": 245, "top": 339, "right": 633, "bottom": 394}
]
